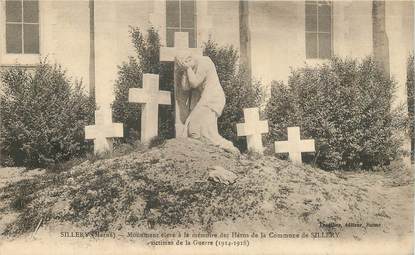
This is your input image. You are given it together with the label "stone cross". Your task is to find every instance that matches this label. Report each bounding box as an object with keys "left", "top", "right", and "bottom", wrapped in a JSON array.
[
  {"left": 274, "top": 127, "right": 315, "bottom": 164},
  {"left": 129, "top": 73, "right": 171, "bottom": 143},
  {"left": 85, "top": 106, "right": 123, "bottom": 154},
  {"left": 160, "top": 32, "right": 203, "bottom": 137},
  {"left": 236, "top": 108, "right": 269, "bottom": 153}
]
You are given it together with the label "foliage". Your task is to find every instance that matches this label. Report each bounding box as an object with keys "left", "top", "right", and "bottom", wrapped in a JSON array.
[
  {"left": 407, "top": 55, "right": 414, "bottom": 159},
  {"left": 0, "top": 62, "right": 95, "bottom": 168},
  {"left": 265, "top": 57, "right": 406, "bottom": 170},
  {"left": 112, "top": 27, "right": 174, "bottom": 144},
  {"left": 203, "top": 41, "right": 265, "bottom": 151}
]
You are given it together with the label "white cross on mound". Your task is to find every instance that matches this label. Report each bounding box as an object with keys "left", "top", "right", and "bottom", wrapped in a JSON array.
[
  {"left": 129, "top": 73, "right": 171, "bottom": 143},
  {"left": 160, "top": 32, "right": 203, "bottom": 137},
  {"left": 274, "top": 127, "right": 315, "bottom": 164},
  {"left": 236, "top": 108, "right": 269, "bottom": 153},
  {"left": 85, "top": 106, "right": 123, "bottom": 154}
]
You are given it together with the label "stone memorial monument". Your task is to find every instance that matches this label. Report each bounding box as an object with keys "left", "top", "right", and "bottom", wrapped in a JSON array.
[{"left": 160, "top": 32, "right": 203, "bottom": 137}]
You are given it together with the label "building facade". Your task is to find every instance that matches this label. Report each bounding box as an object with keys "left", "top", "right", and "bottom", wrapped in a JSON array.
[{"left": 0, "top": 0, "right": 413, "bottom": 109}]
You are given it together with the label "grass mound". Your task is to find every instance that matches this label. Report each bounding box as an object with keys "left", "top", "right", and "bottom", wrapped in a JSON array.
[{"left": 0, "top": 138, "right": 404, "bottom": 238}]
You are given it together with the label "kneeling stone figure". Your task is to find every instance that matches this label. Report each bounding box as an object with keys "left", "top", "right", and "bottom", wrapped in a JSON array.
[{"left": 175, "top": 52, "right": 240, "bottom": 155}]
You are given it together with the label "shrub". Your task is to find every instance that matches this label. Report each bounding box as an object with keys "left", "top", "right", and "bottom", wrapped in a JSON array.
[
  {"left": 407, "top": 55, "right": 414, "bottom": 159},
  {"left": 265, "top": 57, "right": 406, "bottom": 170},
  {"left": 0, "top": 62, "right": 95, "bottom": 168},
  {"left": 112, "top": 27, "right": 174, "bottom": 144},
  {"left": 204, "top": 41, "right": 265, "bottom": 151},
  {"left": 113, "top": 29, "right": 264, "bottom": 151}
]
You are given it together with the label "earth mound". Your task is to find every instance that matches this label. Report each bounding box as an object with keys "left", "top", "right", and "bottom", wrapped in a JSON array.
[{"left": 0, "top": 138, "right": 409, "bottom": 239}]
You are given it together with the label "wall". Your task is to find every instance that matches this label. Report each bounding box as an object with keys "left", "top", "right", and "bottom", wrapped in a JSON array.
[
  {"left": 0, "top": 0, "right": 153, "bottom": 106},
  {"left": 1, "top": 0, "right": 412, "bottom": 108},
  {"left": 0, "top": 0, "right": 90, "bottom": 92},
  {"left": 332, "top": 1, "right": 373, "bottom": 59},
  {"left": 249, "top": 0, "right": 374, "bottom": 86},
  {"left": 44, "top": 1, "right": 90, "bottom": 90},
  {"left": 93, "top": 1, "right": 152, "bottom": 107},
  {"left": 207, "top": 1, "right": 240, "bottom": 48},
  {"left": 250, "top": 1, "right": 305, "bottom": 85}
]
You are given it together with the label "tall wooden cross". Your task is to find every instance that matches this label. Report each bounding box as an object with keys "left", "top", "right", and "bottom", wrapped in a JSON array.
[
  {"left": 160, "top": 32, "right": 203, "bottom": 137},
  {"left": 236, "top": 108, "right": 269, "bottom": 153},
  {"left": 274, "top": 127, "right": 315, "bottom": 164},
  {"left": 85, "top": 106, "right": 123, "bottom": 154},
  {"left": 129, "top": 74, "right": 171, "bottom": 143}
]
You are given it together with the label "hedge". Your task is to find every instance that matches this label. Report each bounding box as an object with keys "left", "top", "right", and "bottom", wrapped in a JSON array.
[
  {"left": 0, "top": 62, "right": 95, "bottom": 167},
  {"left": 265, "top": 57, "right": 406, "bottom": 170}
]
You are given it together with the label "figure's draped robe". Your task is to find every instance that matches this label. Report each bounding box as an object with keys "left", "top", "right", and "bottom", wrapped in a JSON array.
[{"left": 176, "top": 56, "right": 238, "bottom": 153}]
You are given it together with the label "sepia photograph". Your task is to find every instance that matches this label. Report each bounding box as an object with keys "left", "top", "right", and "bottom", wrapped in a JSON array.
[{"left": 0, "top": 0, "right": 413, "bottom": 254}]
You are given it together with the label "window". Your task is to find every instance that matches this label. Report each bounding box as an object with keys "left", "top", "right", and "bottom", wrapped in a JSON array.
[
  {"left": 305, "top": 1, "right": 331, "bottom": 59},
  {"left": 166, "top": 0, "right": 196, "bottom": 47},
  {"left": 5, "top": 0, "right": 39, "bottom": 54}
]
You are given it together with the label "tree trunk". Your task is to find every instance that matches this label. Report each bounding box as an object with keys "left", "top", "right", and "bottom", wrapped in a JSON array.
[
  {"left": 372, "top": 0, "right": 390, "bottom": 78},
  {"left": 239, "top": 0, "right": 252, "bottom": 79}
]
